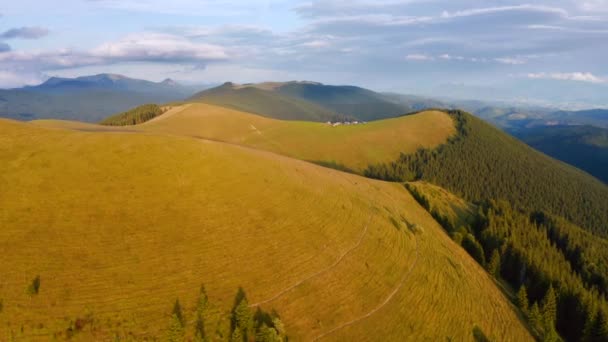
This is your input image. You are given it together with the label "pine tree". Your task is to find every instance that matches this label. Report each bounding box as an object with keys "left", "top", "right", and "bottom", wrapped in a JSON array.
[
  {"left": 584, "top": 309, "right": 608, "bottom": 342},
  {"left": 542, "top": 285, "right": 557, "bottom": 327},
  {"left": 234, "top": 298, "right": 253, "bottom": 338},
  {"left": 272, "top": 317, "right": 286, "bottom": 340},
  {"left": 194, "top": 313, "right": 206, "bottom": 342},
  {"left": 488, "top": 250, "right": 501, "bottom": 277},
  {"left": 173, "top": 299, "right": 184, "bottom": 327},
  {"left": 230, "top": 327, "right": 243, "bottom": 342},
  {"left": 529, "top": 302, "right": 542, "bottom": 333},
  {"left": 256, "top": 323, "right": 281, "bottom": 342},
  {"left": 167, "top": 313, "right": 185, "bottom": 342},
  {"left": 517, "top": 285, "right": 529, "bottom": 315}
]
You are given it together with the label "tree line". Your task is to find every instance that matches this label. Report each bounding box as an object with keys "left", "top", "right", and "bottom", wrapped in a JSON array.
[
  {"left": 365, "top": 110, "right": 608, "bottom": 237},
  {"left": 99, "top": 104, "right": 166, "bottom": 126},
  {"left": 406, "top": 182, "right": 608, "bottom": 341}
]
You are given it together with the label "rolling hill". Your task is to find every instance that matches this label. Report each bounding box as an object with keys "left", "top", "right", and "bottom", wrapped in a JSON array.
[
  {"left": 513, "top": 125, "right": 608, "bottom": 183},
  {"left": 188, "top": 82, "right": 341, "bottom": 122},
  {"left": 272, "top": 82, "right": 411, "bottom": 121},
  {"left": 0, "top": 74, "right": 199, "bottom": 122},
  {"left": 188, "top": 81, "right": 413, "bottom": 122},
  {"left": 137, "top": 103, "right": 456, "bottom": 172},
  {"left": 0, "top": 117, "right": 533, "bottom": 341}
]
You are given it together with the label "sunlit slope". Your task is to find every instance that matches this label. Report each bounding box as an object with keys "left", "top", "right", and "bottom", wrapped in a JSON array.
[
  {"left": 0, "top": 119, "right": 531, "bottom": 340},
  {"left": 139, "top": 103, "right": 455, "bottom": 172}
]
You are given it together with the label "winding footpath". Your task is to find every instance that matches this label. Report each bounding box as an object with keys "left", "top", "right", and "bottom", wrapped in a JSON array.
[
  {"left": 312, "top": 234, "right": 420, "bottom": 341},
  {"left": 249, "top": 214, "right": 372, "bottom": 308}
]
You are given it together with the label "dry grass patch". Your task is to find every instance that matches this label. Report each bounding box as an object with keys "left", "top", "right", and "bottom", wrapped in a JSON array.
[{"left": 1, "top": 119, "right": 530, "bottom": 341}]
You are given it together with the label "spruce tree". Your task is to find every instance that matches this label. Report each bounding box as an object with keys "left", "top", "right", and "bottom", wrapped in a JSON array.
[
  {"left": 173, "top": 299, "right": 184, "bottom": 327},
  {"left": 234, "top": 298, "right": 253, "bottom": 338},
  {"left": 194, "top": 313, "right": 206, "bottom": 342},
  {"left": 542, "top": 286, "right": 557, "bottom": 327},
  {"left": 488, "top": 250, "right": 501, "bottom": 277},
  {"left": 230, "top": 327, "right": 243, "bottom": 342},
  {"left": 517, "top": 285, "right": 529, "bottom": 315},
  {"left": 167, "top": 313, "right": 185, "bottom": 342},
  {"left": 529, "top": 302, "right": 542, "bottom": 333}
]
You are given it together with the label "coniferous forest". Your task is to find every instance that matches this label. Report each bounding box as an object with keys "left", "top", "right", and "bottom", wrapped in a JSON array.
[
  {"left": 365, "top": 110, "right": 608, "bottom": 237},
  {"left": 367, "top": 110, "right": 608, "bottom": 341}
]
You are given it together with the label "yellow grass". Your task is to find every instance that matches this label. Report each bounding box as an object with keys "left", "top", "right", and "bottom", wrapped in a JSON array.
[
  {"left": 1, "top": 118, "right": 530, "bottom": 341},
  {"left": 407, "top": 181, "right": 479, "bottom": 229},
  {"left": 134, "top": 103, "right": 455, "bottom": 172}
]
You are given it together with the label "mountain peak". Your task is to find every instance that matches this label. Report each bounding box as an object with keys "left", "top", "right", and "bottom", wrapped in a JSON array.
[{"left": 161, "top": 78, "right": 178, "bottom": 86}]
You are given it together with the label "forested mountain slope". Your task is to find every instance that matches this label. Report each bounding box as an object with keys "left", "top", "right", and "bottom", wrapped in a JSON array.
[{"left": 365, "top": 111, "right": 608, "bottom": 237}]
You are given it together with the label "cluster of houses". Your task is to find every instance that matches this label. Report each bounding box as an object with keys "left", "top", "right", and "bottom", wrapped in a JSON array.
[{"left": 325, "top": 120, "right": 367, "bottom": 127}]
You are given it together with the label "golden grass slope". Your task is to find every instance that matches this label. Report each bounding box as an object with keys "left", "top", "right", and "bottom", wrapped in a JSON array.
[
  {"left": 137, "top": 103, "right": 455, "bottom": 172},
  {"left": 407, "top": 181, "right": 479, "bottom": 230},
  {"left": 0, "top": 118, "right": 530, "bottom": 341}
]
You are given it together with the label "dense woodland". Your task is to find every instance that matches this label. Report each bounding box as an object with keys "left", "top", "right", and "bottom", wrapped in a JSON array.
[
  {"left": 365, "top": 110, "right": 608, "bottom": 237},
  {"left": 99, "top": 104, "right": 165, "bottom": 126},
  {"left": 406, "top": 184, "right": 608, "bottom": 341},
  {"left": 368, "top": 110, "right": 608, "bottom": 340}
]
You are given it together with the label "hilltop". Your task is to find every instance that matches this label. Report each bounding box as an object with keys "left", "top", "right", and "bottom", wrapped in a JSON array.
[
  {"left": 188, "top": 82, "right": 340, "bottom": 122},
  {"left": 137, "top": 103, "right": 455, "bottom": 172},
  {"left": 0, "top": 117, "right": 532, "bottom": 340},
  {"left": 188, "top": 81, "right": 412, "bottom": 122}
]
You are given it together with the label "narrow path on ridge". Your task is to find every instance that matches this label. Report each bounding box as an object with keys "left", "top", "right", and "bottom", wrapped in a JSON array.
[
  {"left": 249, "top": 214, "right": 372, "bottom": 308},
  {"left": 312, "top": 233, "right": 420, "bottom": 341}
]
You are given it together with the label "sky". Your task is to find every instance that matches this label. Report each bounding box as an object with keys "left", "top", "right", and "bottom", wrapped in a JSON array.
[{"left": 1, "top": 0, "right": 608, "bottom": 107}]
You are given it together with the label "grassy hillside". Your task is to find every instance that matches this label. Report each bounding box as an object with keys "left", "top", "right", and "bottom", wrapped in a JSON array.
[
  {"left": 513, "top": 125, "right": 608, "bottom": 183},
  {"left": 99, "top": 104, "right": 166, "bottom": 126},
  {"left": 273, "top": 82, "right": 410, "bottom": 121},
  {"left": 365, "top": 110, "right": 608, "bottom": 238},
  {"left": 137, "top": 103, "right": 455, "bottom": 172},
  {"left": 0, "top": 118, "right": 532, "bottom": 341},
  {"left": 188, "top": 83, "right": 341, "bottom": 122}
]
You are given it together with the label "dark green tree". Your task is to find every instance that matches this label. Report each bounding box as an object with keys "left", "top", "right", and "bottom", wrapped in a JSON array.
[
  {"left": 542, "top": 286, "right": 557, "bottom": 327},
  {"left": 167, "top": 313, "right": 184, "bottom": 342},
  {"left": 462, "top": 234, "right": 486, "bottom": 266},
  {"left": 173, "top": 299, "right": 184, "bottom": 327},
  {"left": 529, "top": 302, "right": 542, "bottom": 333},
  {"left": 487, "top": 250, "right": 501, "bottom": 277},
  {"left": 230, "top": 327, "right": 243, "bottom": 342},
  {"left": 27, "top": 275, "right": 40, "bottom": 296},
  {"left": 517, "top": 285, "right": 529, "bottom": 315}
]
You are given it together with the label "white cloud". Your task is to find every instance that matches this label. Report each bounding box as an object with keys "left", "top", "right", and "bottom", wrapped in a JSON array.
[
  {"left": 579, "top": 0, "right": 608, "bottom": 12},
  {"left": 300, "top": 40, "right": 331, "bottom": 48},
  {"left": 440, "top": 4, "right": 568, "bottom": 19},
  {"left": 91, "top": 33, "right": 228, "bottom": 62},
  {"left": 495, "top": 57, "right": 527, "bottom": 65},
  {"left": 0, "top": 33, "right": 229, "bottom": 72},
  {"left": 405, "top": 53, "right": 433, "bottom": 61},
  {"left": 527, "top": 72, "right": 605, "bottom": 83}
]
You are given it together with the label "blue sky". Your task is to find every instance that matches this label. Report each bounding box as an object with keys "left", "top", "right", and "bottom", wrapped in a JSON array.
[{"left": 1, "top": 0, "right": 608, "bottom": 107}]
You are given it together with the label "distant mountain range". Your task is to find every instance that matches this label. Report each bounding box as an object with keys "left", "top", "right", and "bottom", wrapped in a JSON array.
[
  {"left": 189, "top": 81, "right": 422, "bottom": 122},
  {"left": 0, "top": 74, "right": 204, "bottom": 122},
  {"left": 513, "top": 125, "right": 608, "bottom": 183}
]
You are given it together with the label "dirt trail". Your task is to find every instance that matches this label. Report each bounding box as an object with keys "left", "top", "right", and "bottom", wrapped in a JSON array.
[
  {"left": 249, "top": 214, "right": 372, "bottom": 308},
  {"left": 312, "top": 234, "right": 420, "bottom": 341}
]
